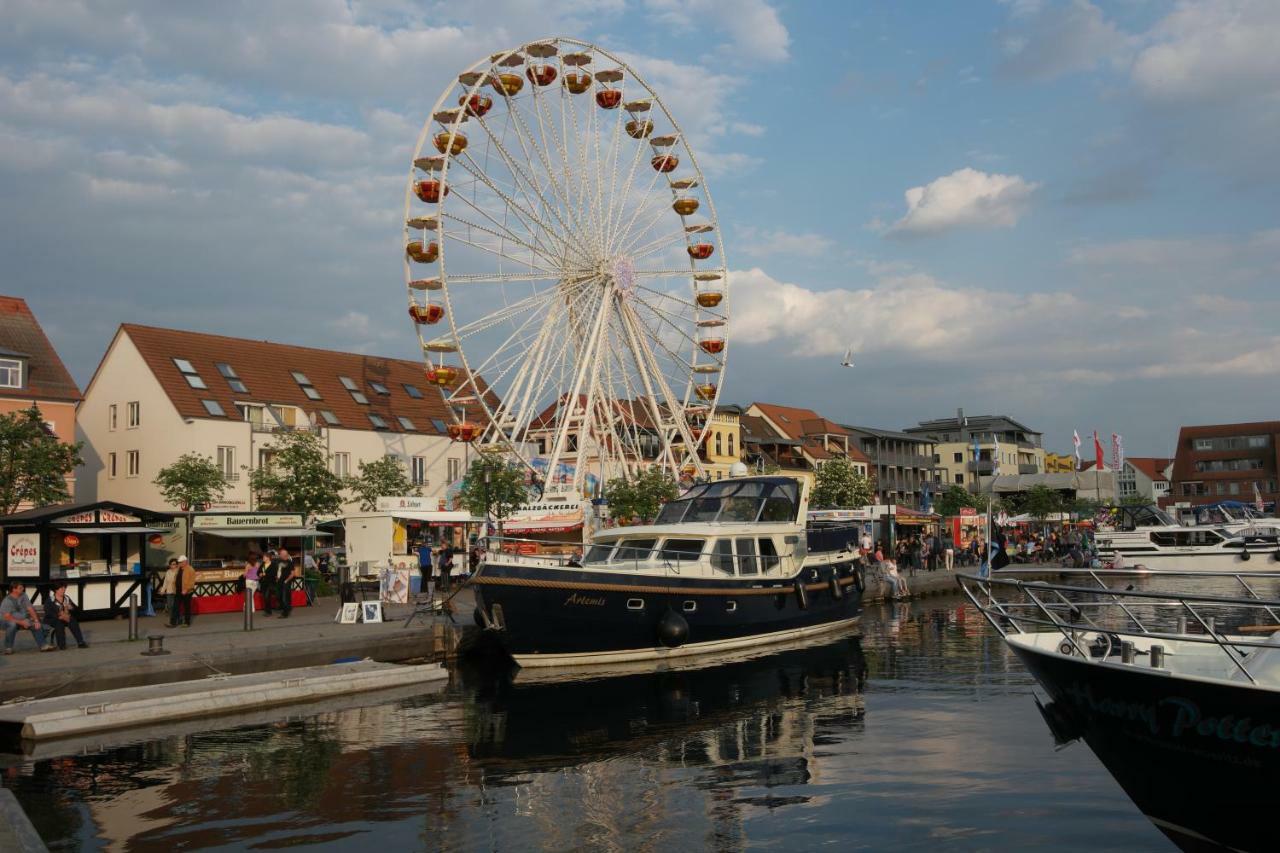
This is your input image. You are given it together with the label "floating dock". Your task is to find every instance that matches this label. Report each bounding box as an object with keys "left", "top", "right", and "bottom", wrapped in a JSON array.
[{"left": 0, "top": 659, "right": 447, "bottom": 742}]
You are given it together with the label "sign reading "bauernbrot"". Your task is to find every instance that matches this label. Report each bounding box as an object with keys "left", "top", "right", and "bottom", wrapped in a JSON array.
[{"left": 192, "top": 514, "right": 304, "bottom": 530}]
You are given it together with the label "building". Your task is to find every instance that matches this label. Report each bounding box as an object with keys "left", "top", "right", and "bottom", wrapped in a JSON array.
[
  {"left": 744, "top": 403, "right": 872, "bottom": 490},
  {"left": 904, "top": 412, "right": 1045, "bottom": 489},
  {"left": 1168, "top": 421, "right": 1279, "bottom": 507},
  {"left": 695, "top": 404, "right": 745, "bottom": 480},
  {"left": 77, "top": 324, "right": 475, "bottom": 514},
  {"left": 839, "top": 425, "right": 937, "bottom": 507},
  {"left": 0, "top": 296, "right": 82, "bottom": 502},
  {"left": 1117, "top": 457, "right": 1173, "bottom": 503},
  {"left": 1044, "top": 452, "right": 1076, "bottom": 473},
  {"left": 739, "top": 414, "right": 812, "bottom": 484}
]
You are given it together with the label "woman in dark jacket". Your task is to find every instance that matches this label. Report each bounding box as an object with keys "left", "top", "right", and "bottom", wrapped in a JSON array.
[{"left": 44, "top": 581, "right": 88, "bottom": 650}]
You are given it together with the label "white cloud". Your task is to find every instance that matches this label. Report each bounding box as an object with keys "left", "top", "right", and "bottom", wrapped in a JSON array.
[
  {"left": 887, "top": 168, "right": 1039, "bottom": 236},
  {"left": 644, "top": 0, "right": 790, "bottom": 62},
  {"left": 737, "top": 228, "right": 834, "bottom": 258},
  {"left": 1137, "top": 338, "right": 1280, "bottom": 378},
  {"left": 729, "top": 121, "right": 766, "bottom": 137},
  {"left": 1132, "top": 0, "right": 1280, "bottom": 102},
  {"left": 997, "top": 0, "right": 1132, "bottom": 80}
]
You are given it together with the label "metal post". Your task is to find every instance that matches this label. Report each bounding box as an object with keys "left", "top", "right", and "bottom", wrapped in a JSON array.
[
  {"left": 243, "top": 584, "right": 254, "bottom": 631},
  {"left": 128, "top": 594, "right": 139, "bottom": 641},
  {"left": 1150, "top": 645, "right": 1165, "bottom": 668}
]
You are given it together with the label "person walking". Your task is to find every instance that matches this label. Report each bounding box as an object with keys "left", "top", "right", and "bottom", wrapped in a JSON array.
[
  {"left": 275, "top": 548, "right": 298, "bottom": 618},
  {"left": 243, "top": 553, "right": 262, "bottom": 614},
  {"left": 436, "top": 545, "right": 453, "bottom": 593},
  {"left": 260, "top": 549, "right": 279, "bottom": 616},
  {"left": 1, "top": 583, "right": 53, "bottom": 654},
  {"left": 44, "top": 581, "right": 88, "bottom": 650},
  {"left": 160, "top": 557, "right": 180, "bottom": 625},
  {"left": 169, "top": 555, "right": 196, "bottom": 627}
]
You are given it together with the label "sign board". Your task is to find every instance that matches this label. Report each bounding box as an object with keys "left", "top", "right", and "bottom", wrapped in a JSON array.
[
  {"left": 99, "top": 510, "right": 140, "bottom": 524},
  {"left": 959, "top": 507, "right": 978, "bottom": 517},
  {"left": 193, "top": 514, "right": 304, "bottom": 530},
  {"left": 375, "top": 496, "right": 436, "bottom": 512},
  {"left": 6, "top": 533, "right": 41, "bottom": 578},
  {"left": 53, "top": 511, "right": 95, "bottom": 525}
]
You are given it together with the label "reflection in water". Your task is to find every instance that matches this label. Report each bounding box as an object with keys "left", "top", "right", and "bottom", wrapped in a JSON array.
[{"left": 2, "top": 598, "right": 1173, "bottom": 851}]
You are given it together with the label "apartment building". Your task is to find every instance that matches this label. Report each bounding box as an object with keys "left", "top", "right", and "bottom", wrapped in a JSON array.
[
  {"left": 0, "top": 296, "right": 82, "bottom": 501},
  {"left": 904, "top": 413, "right": 1045, "bottom": 488},
  {"left": 1117, "top": 457, "right": 1173, "bottom": 503},
  {"left": 744, "top": 403, "right": 872, "bottom": 490},
  {"left": 840, "top": 425, "right": 937, "bottom": 507},
  {"left": 1168, "top": 421, "right": 1279, "bottom": 506},
  {"left": 77, "top": 324, "right": 472, "bottom": 513}
]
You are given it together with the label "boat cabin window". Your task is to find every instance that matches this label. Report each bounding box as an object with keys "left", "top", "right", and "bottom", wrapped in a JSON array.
[
  {"left": 759, "top": 537, "right": 780, "bottom": 572},
  {"left": 736, "top": 538, "right": 759, "bottom": 575},
  {"left": 1150, "top": 529, "right": 1224, "bottom": 547},
  {"left": 711, "top": 539, "right": 735, "bottom": 574},
  {"left": 658, "top": 538, "right": 705, "bottom": 565},
  {"left": 584, "top": 544, "right": 614, "bottom": 564},
  {"left": 652, "top": 479, "right": 800, "bottom": 525},
  {"left": 613, "top": 538, "right": 656, "bottom": 564}
]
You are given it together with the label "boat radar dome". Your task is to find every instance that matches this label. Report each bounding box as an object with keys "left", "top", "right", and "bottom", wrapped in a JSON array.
[{"left": 729, "top": 461, "right": 749, "bottom": 478}]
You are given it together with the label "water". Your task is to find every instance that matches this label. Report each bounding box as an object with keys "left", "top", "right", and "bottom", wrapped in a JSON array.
[{"left": 2, "top": 596, "right": 1174, "bottom": 851}]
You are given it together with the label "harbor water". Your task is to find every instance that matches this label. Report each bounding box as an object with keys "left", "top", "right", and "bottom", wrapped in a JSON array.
[{"left": 2, "top": 593, "right": 1175, "bottom": 851}]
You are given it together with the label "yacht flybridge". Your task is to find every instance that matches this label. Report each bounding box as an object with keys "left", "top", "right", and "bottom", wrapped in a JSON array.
[{"left": 472, "top": 476, "right": 866, "bottom": 667}]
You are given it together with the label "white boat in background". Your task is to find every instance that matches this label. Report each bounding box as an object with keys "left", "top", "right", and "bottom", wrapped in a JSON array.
[{"left": 1096, "top": 504, "right": 1280, "bottom": 572}]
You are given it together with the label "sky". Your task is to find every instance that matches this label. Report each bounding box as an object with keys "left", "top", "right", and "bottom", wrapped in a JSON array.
[{"left": 3, "top": 0, "right": 1279, "bottom": 458}]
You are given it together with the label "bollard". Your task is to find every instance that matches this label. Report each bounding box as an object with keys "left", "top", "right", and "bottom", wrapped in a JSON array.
[
  {"left": 1150, "top": 645, "right": 1165, "bottom": 668},
  {"left": 1207, "top": 616, "right": 1216, "bottom": 635},
  {"left": 1121, "top": 641, "right": 1135, "bottom": 664},
  {"left": 1176, "top": 616, "right": 1187, "bottom": 635},
  {"left": 141, "top": 634, "right": 170, "bottom": 656},
  {"left": 128, "top": 595, "right": 139, "bottom": 641},
  {"left": 243, "top": 587, "right": 254, "bottom": 632}
]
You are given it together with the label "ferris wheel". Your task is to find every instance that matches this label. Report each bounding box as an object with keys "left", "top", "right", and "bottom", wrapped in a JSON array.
[{"left": 403, "top": 37, "right": 728, "bottom": 498}]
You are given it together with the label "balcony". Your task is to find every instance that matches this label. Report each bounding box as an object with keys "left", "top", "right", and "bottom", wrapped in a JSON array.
[
  {"left": 1018, "top": 463, "right": 1039, "bottom": 475},
  {"left": 872, "top": 450, "right": 936, "bottom": 468},
  {"left": 967, "top": 460, "right": 996, "bottom": 475},
  {"left": 250, "top": 422, "right": 321, "bottom": 434}
]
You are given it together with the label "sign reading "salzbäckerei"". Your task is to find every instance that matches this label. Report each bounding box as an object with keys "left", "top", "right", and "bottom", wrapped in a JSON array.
[{"left": 192, "top": 514, "right": 304, "bottom": 529}]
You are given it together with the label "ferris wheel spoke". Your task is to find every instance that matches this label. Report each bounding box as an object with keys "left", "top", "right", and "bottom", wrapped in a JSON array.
[
  {"left": 628, "top": 228, "right": 695, "bottom": 263},
  {"left": 442, "top": 207, "right": 563, "bottom": 270},
  {"left": 449, "top": 152, "right": 577, "bottom": 266},
  {"left": 530, "top": 80, "right": 600, "bottom": 261},
  {"left": 632, "top": 268, "right": 698, "bottom": 280},
  {"left": 617, "top": 192, "right": 681, "bottom": 259},
  {"left": 503, "top": 96, "right": 591, "bottom": 252},
  {"left": 608, "top": 162, "right": 670, "bottom": 256},
  {"left": 441, "top": 229, "right": 561, "bottom": 277},
  {"left": 603, "top": 114, "right": 655, "bottom": 252}
]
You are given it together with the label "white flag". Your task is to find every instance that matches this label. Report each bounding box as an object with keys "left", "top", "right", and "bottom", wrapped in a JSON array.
[
  {"left": 1072, "top": 430, "right": 1082, "bottom": 470},
  {"left": 1256, "top": 483, "right": 1266, "bottom": 513}
]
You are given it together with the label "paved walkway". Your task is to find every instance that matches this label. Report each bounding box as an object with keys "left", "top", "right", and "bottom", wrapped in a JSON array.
[{"left": 0, "top": 591, "right": 474, "bottom": 702}]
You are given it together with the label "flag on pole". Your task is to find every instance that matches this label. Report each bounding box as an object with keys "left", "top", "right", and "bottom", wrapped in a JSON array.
[
  {"left": 1111, "top": 433, "right": 1121, "bottom": 472},
  {"left": 1256, "top": 482, "right": 1266, "bottom": 513},
  {"left": 1093, "top": 431, "right": 1105, "bottom": 469},
  {"left": 1072, "top": 430, "right": 1082, "bottom": 471},
  {"left": 992, "top": 432, "right": 1001, "bottom": 471}
]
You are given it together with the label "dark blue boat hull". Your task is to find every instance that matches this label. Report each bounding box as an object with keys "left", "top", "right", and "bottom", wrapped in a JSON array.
[{"left": 473, "top": 560, "right": 864, "bottom": 665}]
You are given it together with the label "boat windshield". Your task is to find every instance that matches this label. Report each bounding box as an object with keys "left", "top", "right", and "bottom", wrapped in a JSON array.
[{"left": 654, "top": 479, "right": 799, "bottom": 525}]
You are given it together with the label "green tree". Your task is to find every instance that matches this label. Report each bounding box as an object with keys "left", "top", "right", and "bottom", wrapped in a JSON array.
[
  {"left": 153, "top": 453, "right": 227, "bottom": 511},
  {"left": 605, "top": 466, "right": 679, "bottom": 525},
  {"left": 1022, "top": 484, "right": 1065, "bottom": 522},
  {"left": 456, "top": 452, "right": 529, "bottom": 533},
  {"left": 933, "top": 484, "right": 980, "bottom": 517},
  {"left": 346, "top": 455, "right": 417, "bottom": 512},
  {"left": 248, "top": 430, "right": 344, "bottom": 521},
  {"left": 1070, "top": 496, "right": 1103, "bottom": 518},
  {"left": 0, "top": 407, "right": 83, "bottom": 514},
  {"left": 810, "top": 457, "right": 874, "bottom": 509}
]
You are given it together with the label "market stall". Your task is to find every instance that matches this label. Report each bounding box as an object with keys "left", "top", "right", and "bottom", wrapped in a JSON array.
[
  {"left": 501, "top": 500, "right": 587, "bottom": 556},
  {"left": 0, "top": 501, "right": 173, "bottom": 618},
  {"left": 341, "top": 502, "right": 484, "bottom": 577}
]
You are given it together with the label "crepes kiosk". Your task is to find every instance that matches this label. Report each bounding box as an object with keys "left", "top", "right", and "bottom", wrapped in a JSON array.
[{"left": 0, "top": 500, "right": 174, "bottom": 618}]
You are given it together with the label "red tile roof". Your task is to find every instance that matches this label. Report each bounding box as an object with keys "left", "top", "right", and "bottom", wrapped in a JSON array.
[
  {"left": 1127, "top": 457, "right": 1172, "bottom": 483},
  {"left": 0, "top": 297, "right": 80, "bottom": 402},
  {"left": 119, "top": 324, "right": 491, "bottom": 436},
  {"left": 751, "top": 402, "right": 870, "bottom": 464}
]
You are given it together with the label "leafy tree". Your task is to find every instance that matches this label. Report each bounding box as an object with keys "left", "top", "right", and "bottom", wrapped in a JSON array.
[
  {"left": 1023, "top": 484, "right": 1065, "bottom": 521},
  {"left": 153, "top": 453, "right": 227, "bottom": 511},
  {"left": 0, "top": 407, "right": 83, "bottom": 514},
  {"left": 456, "top": 452, "right": 529, "bottom": 533},
  {"left": 605, "top": 466, "right": 679, "bottom": 525},
  {"left": 810, "top": 457, "right": 874, "bottom": 509},
  {"left": 346, "top": 455, "right": 417, "bottom": 512},
  {"left": 248, "top": 430, "right": 344, "bottom": 521},
  {"left": 1070, "top": 496, "right": 1103, "bottom": 518},
  {"left": 933, "top": 484, "right": 981, "bottom": 517}
]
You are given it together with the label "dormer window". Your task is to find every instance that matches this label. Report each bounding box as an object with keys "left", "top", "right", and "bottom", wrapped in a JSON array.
[
  {"left": 216, "top": 362, "right": 248, "bottom": 394},
  {"left": 369, "top": 381, "right": 390, "bottom": 395},
  {"left": 0, "top": 358, "right": 22, "bottom": 389},
  {"left": 173, "top": 358, "right": 207, "bottom": 389},
  {"left": 340, "top": 376, "right": 368, "bottom": 404},
  {"left": 292, "top": 371, "right": 321, "bottom": 400}
]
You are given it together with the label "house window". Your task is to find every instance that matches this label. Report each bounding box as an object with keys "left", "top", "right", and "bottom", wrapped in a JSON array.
[
  {"left": 202, "top": 399, "right": 226, "bottom": 417},
  {"left": 173, "top": 358, "right": 207, "bottom": 389},
  {"left": 411, "top": 456, "right": 426, "bottom": 486},
  {"left": 432, "top": 419, "right": 447, "bottom": 434},
  {"left": 217, "top": 446, "right": 236, "bottom": 481},
  {"left": 728, "top": 434, "right": 734, "bottom": 457},
  {"left": 0, "top": 358, "right": 22, "bottom": 388},
  {"left": 292, "top": 371, "right": 321, "bottom": 399},
  {"left": 108, "top": 404, "right": 118, "bottom": 431},
  {"left": 954, "top": 474, "right": 964, "bottom": 484},
  {"left": 216, "top": 363, "right": 248, "bottom": 394},
  {"left": 108, "top": 452, "right": 117, "bottom": 479},
  {"left": 369, "top": 381, "right": 389, "bottom": 395},
  {"left": 340, "top": 377, "right": 369, "bottom": 405},
  {"left": 368, "top": 413, "right": 389, "bottom": 429},
  {"left": 126, "top": 450, "right": 140, "bottom": 478},
  {"left": 447, "top": 457, "right": 461, "bottom": 483},
  {"left": 403, "top": 384, "right": 423, "bottom": 399},
  {"left": 127, "top": 401, "right": 140, "bottom": 428},
  {"left": 333, "top": 452, "right": 350, "bottom": 478},
  {"left": 237, "top": 403, "right": 264, "bottom": 427},
  {"left": 715, "top": 433, "right": 723, "bottom": 456},
  {"left": 319, "top": 410, "right": 340, "bottom": 426},
  {"left": 397, "top": 416, "right": 416, "bottom": 431},
  {"left": 953, "top": 452, "right": 963, "bottom": 463}
]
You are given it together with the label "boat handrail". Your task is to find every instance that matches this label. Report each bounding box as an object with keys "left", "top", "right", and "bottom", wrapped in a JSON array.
[{"left": 957, "top": 572, "right": 1280, "bottom": 685}]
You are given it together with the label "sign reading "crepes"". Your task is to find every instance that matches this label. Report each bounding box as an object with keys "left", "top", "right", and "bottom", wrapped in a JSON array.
[{"left": 6, "top": 534, "right": 41, "bottom": 578}]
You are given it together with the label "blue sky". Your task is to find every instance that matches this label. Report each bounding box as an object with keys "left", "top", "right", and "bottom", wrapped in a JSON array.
[{"left": 3, "top": 0, "right": 1278, "bottom": 457}]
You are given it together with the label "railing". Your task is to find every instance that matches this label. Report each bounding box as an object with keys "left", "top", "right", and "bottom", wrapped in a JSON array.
[
  {"left": 250, "top": 423, "right": 322, "bottom": 434},
  {"left": 483, "top": 535, "right": 788, "bottom": 577},
  {"left": 1017, "top": 463, "right": 1039, "bottom": 474},
  {"left": 967, "top": 460, "right": 996, "bottom": 474},
  {"left": 957, "top": 569, "right": 1280, "bottom": 685}
]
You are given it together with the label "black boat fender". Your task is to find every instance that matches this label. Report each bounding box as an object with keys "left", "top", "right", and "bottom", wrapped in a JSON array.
[
  {"left": 657, "top": 609, "right": 689, "bottom": 648},
  {"left": 852, "top": 565, "right": 865, "bottom": 593},
  {"left": 829, "top": 574, "right": 843, "bottom": 599},
  {"left": 794, "top": 579, "right": 809, "bottom": 610},
  {"left": 1241, "top": 549, "right": 1251, "bottom": 562}
]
